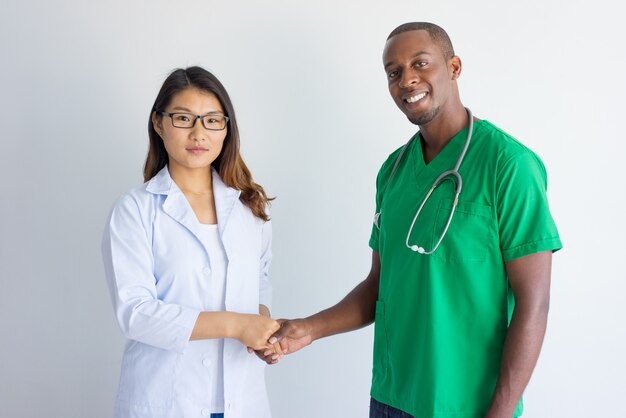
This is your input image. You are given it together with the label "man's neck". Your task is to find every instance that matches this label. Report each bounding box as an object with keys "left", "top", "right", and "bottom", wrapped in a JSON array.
[{"left": 419, "top": 105, "right": 469, "bottom": 164}]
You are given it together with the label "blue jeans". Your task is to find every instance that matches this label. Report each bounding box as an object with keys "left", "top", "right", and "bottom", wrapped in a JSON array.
[
  {"left": 369, "top": 398, "right": 414, "bottom": 418},
  {"left": 210, "top": 414, "right": 223, "bottom": 418}
]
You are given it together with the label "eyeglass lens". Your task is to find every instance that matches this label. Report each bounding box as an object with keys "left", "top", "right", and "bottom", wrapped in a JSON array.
[{"left": 169, "top": 113, "right": 227, "bottom": 130}]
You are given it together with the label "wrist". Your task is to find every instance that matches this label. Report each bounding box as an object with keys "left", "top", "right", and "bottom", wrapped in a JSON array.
[
  {"left": 305, "top": 315, "right": 324, "bottom": 342},
  {"left": 223, "top": 312, "right": 245, "bottom": 340}
]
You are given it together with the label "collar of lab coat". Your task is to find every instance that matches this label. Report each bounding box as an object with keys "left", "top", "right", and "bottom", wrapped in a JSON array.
[{"left": 146, "top": 165, "right": 241, "bottom": 240}]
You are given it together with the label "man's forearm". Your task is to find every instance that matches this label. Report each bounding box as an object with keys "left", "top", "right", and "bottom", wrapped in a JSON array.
[
  {"left": 486, "top": 304, "right": 549, "bottom": 417},
  {"left": 271, "top": 251, "right": 381, "bottom": 355},
  {"left": 306, "top": 274, "right": 378, "bottom": 341}
]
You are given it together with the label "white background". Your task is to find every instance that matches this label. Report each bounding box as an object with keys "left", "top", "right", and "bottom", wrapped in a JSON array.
[{"left": 1, "top": 1, "right": 624, "bottom": 417}]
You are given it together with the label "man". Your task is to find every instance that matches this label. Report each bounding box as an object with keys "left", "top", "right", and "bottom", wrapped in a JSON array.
[{"left": 269, "top": 22, "right": 562, "bottom": 418}]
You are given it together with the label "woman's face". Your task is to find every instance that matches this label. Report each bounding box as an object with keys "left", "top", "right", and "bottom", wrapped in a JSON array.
[{"left": 152, "top": 87, "right": 228, "bottom": 173}]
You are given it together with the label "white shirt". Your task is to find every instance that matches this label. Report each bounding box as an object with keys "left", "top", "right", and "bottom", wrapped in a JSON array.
[
  {"left": 102, "top": 167, "right": 272, "bottom": 418},
  {"left": 197, "top": 223, "right": 227, "bottom": 412}
]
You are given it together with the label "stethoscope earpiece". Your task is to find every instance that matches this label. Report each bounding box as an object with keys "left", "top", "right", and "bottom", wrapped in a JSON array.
[{"left": 409, "top": 245, "right": 425, "bottom": 254}]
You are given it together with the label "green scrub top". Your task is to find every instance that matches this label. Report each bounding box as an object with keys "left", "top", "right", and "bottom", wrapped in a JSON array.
[{"left": 369, "top": 120, "right": 562, "bottom": 418}]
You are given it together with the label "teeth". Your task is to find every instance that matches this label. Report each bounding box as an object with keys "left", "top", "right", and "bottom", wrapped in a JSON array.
[{"left": 406, "top": 92, "right": 426, "bottom": 103}]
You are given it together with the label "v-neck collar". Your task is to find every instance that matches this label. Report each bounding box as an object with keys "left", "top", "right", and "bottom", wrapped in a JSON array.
[{"left": 409, "top": 123, "right": 474, "bottom": 188}]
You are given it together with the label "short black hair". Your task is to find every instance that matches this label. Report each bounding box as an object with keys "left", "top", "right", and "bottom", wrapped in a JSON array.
[{"left": 387, "top": 22, "right": 455, "bottom": 59}]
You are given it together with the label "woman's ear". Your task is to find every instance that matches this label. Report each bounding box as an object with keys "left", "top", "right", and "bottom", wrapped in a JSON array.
[{"left": 151, "top": 112, "right": 164, "bottom": 137}]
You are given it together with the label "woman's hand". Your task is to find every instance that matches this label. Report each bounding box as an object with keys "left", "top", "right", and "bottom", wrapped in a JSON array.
[
  {"left": 246, "top": 305, "right": 285, "bottom": 364},
  {"left": 234, "top": 314, "right": 280, "bottom": 350}
]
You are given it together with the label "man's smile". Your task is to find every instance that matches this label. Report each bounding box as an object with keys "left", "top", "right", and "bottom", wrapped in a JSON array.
[{"left": 404, "top": 91, "right": 427, "bottom": 104}]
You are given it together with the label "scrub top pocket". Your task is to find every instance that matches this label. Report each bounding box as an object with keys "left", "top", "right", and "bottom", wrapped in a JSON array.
[{"left": 432, "top": 198, "right": 495, "bottom": 262}]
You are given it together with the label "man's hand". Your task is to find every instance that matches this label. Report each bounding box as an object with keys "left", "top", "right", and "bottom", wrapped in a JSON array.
[
  {"left": 247, "top": 318, "right": 313, "bottom": 364},
  {"left": 269, "top": 318, "right": 314, "bottom": 355}
]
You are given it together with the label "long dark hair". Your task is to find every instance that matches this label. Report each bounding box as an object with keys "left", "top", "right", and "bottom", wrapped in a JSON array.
[{"left": 144, "top": 66, "right": 272, "bottom": 221}]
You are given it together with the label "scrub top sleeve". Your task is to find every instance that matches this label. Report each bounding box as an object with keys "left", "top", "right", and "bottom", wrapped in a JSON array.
[
  {"left": 369, "top": 144, "right": 409, "bottom": 251},
  {"left": 496, "top": 151, "right": 562, "bottom": 262},
  {"left": 102, "top": 194, "right": 200, "bottom": 354},
  {"left": 368, "top": 167, "right": 385, "bottom": 251},
  {"left": 258, "top": 219, "right": 273, "bottom": 311}
]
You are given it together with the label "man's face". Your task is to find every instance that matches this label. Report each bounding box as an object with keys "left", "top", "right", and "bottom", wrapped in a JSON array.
[{"left": 382, "top": 30, "right": 458, "bottom": 126}]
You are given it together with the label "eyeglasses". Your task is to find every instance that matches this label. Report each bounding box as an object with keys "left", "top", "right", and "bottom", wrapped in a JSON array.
[{"left": 158, "top": 111, "right": 229, "bottom": 131}]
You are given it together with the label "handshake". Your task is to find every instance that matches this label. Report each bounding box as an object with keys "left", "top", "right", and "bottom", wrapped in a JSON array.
[
  {"left": 241, "top": 316, "right": 315, "bottom": 365},
  {"left": 233, "top": 275, "right": 376, "bottom": 364}
]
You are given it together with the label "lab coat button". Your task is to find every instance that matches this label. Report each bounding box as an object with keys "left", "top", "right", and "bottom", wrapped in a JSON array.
[
  {"left": 202, "top": 358, "right": 211, "bottom": 367},
  {"left": 226, "top": 401, "right": 232, "bottom": 411},
  {"left": 201, "top": 408, "right": 211, "bottom": 416},
  {"left": 202, "top": 266, "right": 210, "bottom": 275}
]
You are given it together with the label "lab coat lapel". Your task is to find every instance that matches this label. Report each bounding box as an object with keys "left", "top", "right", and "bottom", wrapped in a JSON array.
[
  {"left": 159, "top": 174, "right": 207, "bottom": 253},
  {"left": 147, "top": 166, "right": 240, "bottom": 257},
  {"left": 212, "top": 168, "right": 241, "bottom": 239}
]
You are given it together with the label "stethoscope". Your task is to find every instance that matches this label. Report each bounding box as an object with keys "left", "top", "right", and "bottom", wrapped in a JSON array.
[{"left": 374, "top": 107, "right": 473, "bottom": 255}]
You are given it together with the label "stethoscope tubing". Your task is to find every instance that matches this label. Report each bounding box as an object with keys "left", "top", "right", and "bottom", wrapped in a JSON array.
[
  {"left": 406, "top": 107, "right": 473, "bottom": 254},
  {"left": 374, "top": 107, "right": 474, "bottom": 255},
  {"left": 406, "top": 170, "right": 462, "bottom": 254}
]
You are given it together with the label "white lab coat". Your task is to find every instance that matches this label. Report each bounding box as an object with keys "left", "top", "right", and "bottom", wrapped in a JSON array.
[{"left": 102, "top": 166, "right": 272, "bottom": 418}]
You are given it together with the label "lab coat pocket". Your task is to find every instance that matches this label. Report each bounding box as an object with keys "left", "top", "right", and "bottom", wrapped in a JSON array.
[
  {"left": 372, "top": 300, "right": 389, "bottom": 382},
  {"left": 433, "top": 198, "right": 495, "bottom": 262},
  {"left": 120, "top": 343, "right": 181, "bottom": 409}
]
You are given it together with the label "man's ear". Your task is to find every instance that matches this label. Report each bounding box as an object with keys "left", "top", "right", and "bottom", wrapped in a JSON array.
[{"left": 449, "top": 56, "right": 462, "bottom": 80}]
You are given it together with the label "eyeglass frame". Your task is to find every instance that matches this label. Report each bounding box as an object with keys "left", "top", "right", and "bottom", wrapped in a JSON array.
[{"left": 157, "top": 110, "right": 230, "bottom": 131}]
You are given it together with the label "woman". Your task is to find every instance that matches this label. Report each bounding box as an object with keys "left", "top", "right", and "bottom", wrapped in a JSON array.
[{"left": 102, "top": 66, "right": 281, "bottom": 418}]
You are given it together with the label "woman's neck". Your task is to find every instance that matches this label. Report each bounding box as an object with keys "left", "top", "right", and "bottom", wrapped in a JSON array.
[{"left": 168, "top": 164, "right": 213, "bottom": 195}]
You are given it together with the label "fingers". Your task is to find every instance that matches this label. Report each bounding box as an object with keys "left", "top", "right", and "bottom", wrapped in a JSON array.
[
  {"left": 247, "top": 338, "right": 283, "bottom": 364},
  {"left": 252, "top": 341, "right": 275, "bottom": 351},
  {"left": 271, "top": 341, "right": 284, "bottom": 363},
  {"left": 250, "top": 346, "right": 283, "bottom": 365},
  {"left": 269, "top": 353, "right": 284, "bottom": 364},
  {"left": 269, "top": 319, "right": 290, "bottom": 344},
  {"left": 262, "top": 341, "right": 283, "bottom": 357},
  {"left": 273, "top": 340, "right": 284, "bottom": 355},
  {"left": 262, "top": 347, "right": 284, "bottom": 364},
  {"left": 256, "top": 319, "right": 280, "bottom": 350},
  {"left": 254, "top": 324, "right": 284, "bottom": 363}
]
